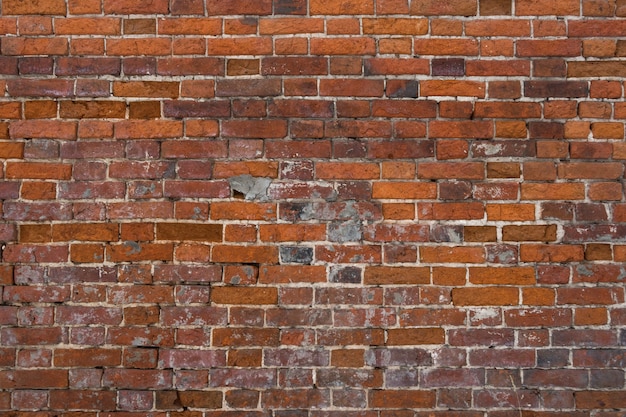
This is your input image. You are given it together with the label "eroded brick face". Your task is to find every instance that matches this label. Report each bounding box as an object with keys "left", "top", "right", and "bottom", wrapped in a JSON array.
[{"left": 1, "top": 0, "right": 625, "bottom": 415}]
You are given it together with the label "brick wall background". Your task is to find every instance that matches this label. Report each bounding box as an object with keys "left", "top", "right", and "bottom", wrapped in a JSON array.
[{"left": 1, "top": 0, "right": 626, "bottom": 415}]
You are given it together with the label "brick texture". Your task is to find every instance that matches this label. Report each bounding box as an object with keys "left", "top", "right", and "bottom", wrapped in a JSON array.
[{"left": 0, "top": 0, "right": 625, "bottom": 415}]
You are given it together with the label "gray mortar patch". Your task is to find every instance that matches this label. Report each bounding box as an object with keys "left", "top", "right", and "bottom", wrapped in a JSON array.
[{"left": 228, "top": 175, "right": 272, "bottom": 202}]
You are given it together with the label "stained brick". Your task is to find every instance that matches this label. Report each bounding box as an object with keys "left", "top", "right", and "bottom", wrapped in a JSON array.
[{"left": 1, "top": 2, "right": 624, "bottom": 414}]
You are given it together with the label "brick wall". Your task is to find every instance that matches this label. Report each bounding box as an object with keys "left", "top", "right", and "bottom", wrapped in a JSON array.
[{"left": 1, "top": 0, "right": 625, "bottom": 415}]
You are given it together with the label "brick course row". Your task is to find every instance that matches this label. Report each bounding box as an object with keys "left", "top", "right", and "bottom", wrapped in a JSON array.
[{"left": 0, "top": 0, "right": 625, "bottom": 415}]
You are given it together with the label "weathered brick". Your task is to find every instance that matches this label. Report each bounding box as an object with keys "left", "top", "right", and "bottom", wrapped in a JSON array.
[
  {"left": 518, "top": 40, "right": 581, "bottom": 57},
  {"left": 369, "top": 389, "right": 435, "bottom": 408},
  {"left": 103, "top": 0, "right": 166, "bottom": 13},
  {"left": 4, "top": 0, "right": 66, "bottom": 14},
  {"left": 0, "top": 1, "right": 624, "bottom": 413},
  {"left": 516, "top": 0, "right": 579, "bottom": 15},
  {"left": 310, "top": 0, "right": 374, "bottom": 14},
  {"left": 156, "top": 223, "right": 222, "bottom": 242},
  {"left": 312, "top": 38, "right": 376, "bottom": 55},
  {"left": 429, "top": 120, "right": 493, "bottom": 138},
  {"left": 213, "top": 328, "right": 280, "bottom": 347}
]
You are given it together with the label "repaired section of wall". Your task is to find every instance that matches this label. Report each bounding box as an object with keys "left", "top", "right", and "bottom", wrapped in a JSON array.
[{"left": 1, "top": 0, "right": 625, "bottom": 415}]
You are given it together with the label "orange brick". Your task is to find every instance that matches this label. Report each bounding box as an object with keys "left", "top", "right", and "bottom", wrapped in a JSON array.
[
  {"left": 411, "top": 0, "right": 477, "bottom": 15},
  {"left": 516, "top": 0, "right": 579, "bottom": 15},
  {"left": 3, "top": 0, "right": 66, "bottom": 14},
  {"left": 382, "top": 203, "right": 415, "bottom": 220},
  {"left": 212, "top": 245, "right": 279, "bottom": 264},
  {"left": 6, "top": 162, "right": 72, "bottom": 180},
  {"left": 452, "top": 287, "right": 519, "bottom": 306},
  {"left": 20, "top": 182, "right": 56, "bottom": 200},
  {"left": 70, "top": 243, "right": 105, "bottom": 263},
  {"left": 521, "top": 183, "right": 585, "bottom": 200},
  {"left": 520, "top": 244, "right": 585, "bottom": 262},
  {"left": 211, "top": 287, "right": 278, "bottom": 305},
  {"left": 420, "top": 246, "right": 485, "bottom": 263},
  {"left": 310, "top": 0, "right": 375, "bottom": 14},
  {"left": 373, "top": 182, "right": 437, "bottom": 199}
]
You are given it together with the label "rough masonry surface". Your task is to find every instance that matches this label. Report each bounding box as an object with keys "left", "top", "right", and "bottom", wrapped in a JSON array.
[{"left": 0, "top": 0, "right": 625, "bottom": 415}]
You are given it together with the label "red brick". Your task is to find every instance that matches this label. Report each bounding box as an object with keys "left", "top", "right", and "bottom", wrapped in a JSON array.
[
  {"left": 211, "top": 287, "right": 278, "bottom": 305},
  {"left": 6, "top": 162, "right": 72, "bottom": 180},
  {"left": 2, "top": 38, "right": 68, "bottom": 57},
  {"left": 522, "top": 183, "right": 585, "bottom": 200},
  {"left": 364, "top": 266, "right": 430, "bottom": 285},
  {"left": 365, "top": 58, "right": 429, "bottom": 75},
  {"left": 103, "top": 0, "right": 168, "bottom": 13},
  {"left": 207, "top": 0, "right": 272, "bottom": 15},
  {"left": 113, "top": 81, "right": 179, "bottom": 98},
  {"left": 556, "top": 121, "right": 587, "bottom": 140},
  {"left": 557, "top": 287, "right": 624, "bottom": 305},
  {"left": 517, "top": 40, "right": 581, "bottom": 56},
  {"left": 107, "top": 38, "right": 172, "bottom": 55},
  {"left": 262, "top": 57, "right": 327, "bottom": 76},
  {"left": 520, "top": 244, "right": 585, "bottom": 262},
  {"left": 212, "top": 245, "right": 279, "bottom": 264},
  {"left": 466, "top": 19, "right": 530, "bottom": 36},
  {"left": 4, "top": 0, "right": 66, "bottom": 14},
  {"left": 115, "top": 120, "right": 183, "bottom": 139},
  {"left": 516, "top": 0, "right": 579, "bottom": 15},
  {"left": 310, "top": 0, "right": 374, "bottom": 14},
  {"left": 158, "top": 17, "right": 221, "bottom": 35},
  {"left": 385, "top": 328, "right": 444, "bottom": 345},
  {"left": 419, "top": 202, "right": 484, "bottom": 220},
  {"left": 213, "top": 328, "right": 280, "bottom": 347},
  {"left": 418, "top": 162, "right": 484, "bottom": 180},
  {"left": 502, "top": 225, "right": 558, "bottom": 242},
  {"left": 469, "top": 267, "right": 535, "bottom": 285},
  {"left": 325, "top": 120, "right": 391, "bottom": 138},
  {"left": 468, "top": 60, "right": 530, "bottom": 77},
  {"left": 369, "top": 390, "right": 435, "bottom": 408},
  {"left": 311, "top": 38, "right": 376, "bottom": 55},
  {"left": 411, "top": 0, "right": 476, "bottom": 15},
  {"left": 568, "top": 61, "right": 626, "bottom": 77},
  {"left": 429, "top": 121, "right": 493, "bottom": 138},
  {"left": 55, "top": 348, "right": 121, "bottom": 367},
  {"left": 316, "top": 244, "right": 382, "bottom": 263},
  {"left": 4, "top": 285, "right": 70, "bottom": 303},
  {"left": 415, "top": 38, "right": 479, "bottom": 55},
  {"left": 10, "top": 120, "right": 76, "bottom": 139},
  {"left": 316, "top": 162, "right": 379, "bottom": 180},
  {"left": 452, "top": 287, "right": 519, "bottom": 306},
  {"left": 363, "top": 18, "right": 428, "bottom": 34},
  {"left": 420, "top": 246, "right": 485, "bottom": 263},
  {"left": 320, "top": 79, "right": 383, "bottom": 97},
  {"left": 576, "top": 391, "right": 626, "bottom": 409},
  {"left": 222, "top": 120, "right": 287, "bottom": 138},
  {"left": 56, "top": 17, "right": 121, "bottom": 35},
  {"left": 106, "top": 242, "right": 173, "bottom": 262},
  {"left": 211, "top": 202, "right": 277, "bottom": 221},
  {"left": 51, "top": 223, "right": 119, "bottom": 242},
  {"left": 207, "top": 38, "right": 272, "bottom": 55},
  {"left": 259, "top": 17, "right": 324, "bottom": 34}
]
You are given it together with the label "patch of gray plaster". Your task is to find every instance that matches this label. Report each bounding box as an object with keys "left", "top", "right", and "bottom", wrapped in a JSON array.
[
  {"left": 486, "top": 244, "right": 518, "bottom": 264},
  {"left": 328, "top": 221, "right": 362, "bottom": 243},
  {"left": 280, "top": 246, "right": 314, "bottom": 264},
  {"left": 134, "top": 183, "right": 156, "bottom": 197},
  {"left": 228, "top": 175, "right": 272, "bottom": 201},
  {"left": 430, "top": 225, "right": 463, "bottom": 243},
  {"left": 329, "top": 266, "right": 362, "bottom": 283},
  {"left": 575, "top": 264, "right": 593, "bottom": 277},
  {"left": 474, "top": 142, "right": 504, "bottom": 156},
  {"left": 124, "top": 241, "right": 142, "bottom": 255}
]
